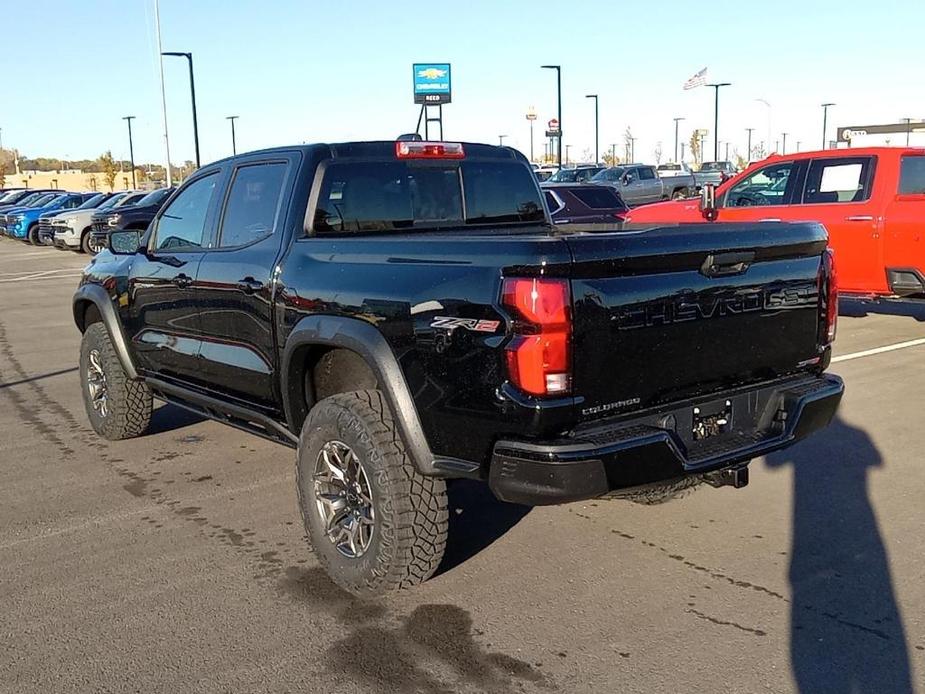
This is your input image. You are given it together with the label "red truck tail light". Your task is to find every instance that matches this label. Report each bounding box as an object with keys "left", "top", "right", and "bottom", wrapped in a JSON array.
[
  {"left": 395, "top": 141, "right": 465, "bottom": 159},
  {"left": 822, "top": 248, "right": 838, "bottom": 344},
  {"left": 501, "top": 278, "right": 571, "bottom": 396}
]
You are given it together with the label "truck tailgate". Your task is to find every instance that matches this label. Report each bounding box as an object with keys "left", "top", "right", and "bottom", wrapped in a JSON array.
[{"left": 563, "top": 222, "right": 829, "bottom": 418}]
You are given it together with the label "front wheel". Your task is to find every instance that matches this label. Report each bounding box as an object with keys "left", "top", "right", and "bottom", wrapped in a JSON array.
[
  {"left": 80, "top": 323, "right": 152, "bottom": 440},
  {"left": 296, "top": 390, "right": 448, "bottom": 597}
]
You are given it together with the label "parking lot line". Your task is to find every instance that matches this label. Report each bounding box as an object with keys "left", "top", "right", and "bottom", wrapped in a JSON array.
[
  {"left": 833, "top": 337, "right": 925, "bottom": 363},
  {"left": 0, "top": 271, "right": 84, "bottom": 284}
]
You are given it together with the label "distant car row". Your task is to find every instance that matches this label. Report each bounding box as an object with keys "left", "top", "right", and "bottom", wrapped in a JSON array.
[
  {"left": 533, "top": 161, "right": 739, "bottom": 207},
  {"left": 0, "top": 187, "right": 174, "bottom": 254}
]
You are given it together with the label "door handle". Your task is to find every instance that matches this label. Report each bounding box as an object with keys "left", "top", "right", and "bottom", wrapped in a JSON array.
[
  {"left": 236, "top": 277, "right": 264, "bottom": 294},
  {"left": 759, "top": 218, "right": 782, "bottom": 222},
  {"left": 845, "top": 215, "right": 874, "bottom": 222},
  {"left": 173, "top": 273, "right": 193, "bottom": 289}
]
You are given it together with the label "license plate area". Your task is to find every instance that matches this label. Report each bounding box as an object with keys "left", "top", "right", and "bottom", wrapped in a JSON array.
[{"left": 692, "top": 399, "right": 732, "bottom": 441}]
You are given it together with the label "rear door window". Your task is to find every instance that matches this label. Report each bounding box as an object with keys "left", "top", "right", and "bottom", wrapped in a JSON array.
[
  {"left": 898, "top": 156, "right": 925, "bottom": 194},
  {"left": 639, "top": 167, "right": 656, "bottom": 180},
  {"left": 803, "top": 157, "right": 874, "bottom": 203},
  {"left": 313, "top": 160, "right": 544, "bottom": 233},
  {"left": 218, "top": 162, "right": 288, "bottom": 247}
]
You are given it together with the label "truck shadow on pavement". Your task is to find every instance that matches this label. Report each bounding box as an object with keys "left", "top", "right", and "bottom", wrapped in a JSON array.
[
  {"left": 435, "top": 479, "right": 532, "bottom": 576},
  {"left": 839, "top": 298, "right": 925, "bottom": 322},
  {"left": 146, "top": 402, "right": 207, "bottom": 435},
  {"left": 765, "top": 416, "right": 914, "bottom": 693}
]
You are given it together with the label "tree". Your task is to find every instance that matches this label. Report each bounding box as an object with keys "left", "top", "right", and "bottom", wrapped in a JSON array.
[
  {"left": 734, "top": 151, "right": 748, "bottom": 171},
  {"left": 689, "top": 131, "right": 702, "bottom": 168},
  {"left": 602, "top": 152, "right": 620, "bottom": 166},
  {"left": 654, "top": 142, "right": 663, "bottom": 165},
  {"left": 580, "top": 148, "right": 593, "bottom": 164},
  {"left": 99, "top": 151, "right": 117, "bottom": 192}
]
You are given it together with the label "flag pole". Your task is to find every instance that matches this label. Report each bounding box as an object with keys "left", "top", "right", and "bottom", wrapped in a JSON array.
[{"left": 154, "top": 0, "right": 172, "bottom": 187}]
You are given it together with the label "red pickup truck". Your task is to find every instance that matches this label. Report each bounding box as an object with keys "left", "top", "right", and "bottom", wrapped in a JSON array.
[{"left": 626, "top": 147, "right": 925, "bottom": 297}]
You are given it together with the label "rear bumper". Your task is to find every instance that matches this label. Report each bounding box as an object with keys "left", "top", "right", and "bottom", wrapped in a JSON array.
[{"left": 489, "top": 373, "right": 844, "bottom": 506}]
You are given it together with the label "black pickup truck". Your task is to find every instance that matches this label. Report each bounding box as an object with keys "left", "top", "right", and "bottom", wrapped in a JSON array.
[{"left": 72, "top": 140, "right": 843, "bottom": 596}]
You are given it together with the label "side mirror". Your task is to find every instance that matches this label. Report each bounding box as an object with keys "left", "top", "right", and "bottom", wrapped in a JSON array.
[
  {"left": 109, "top": 229, "right": 142, "bottom": 255},
  {"left": 700, "top": 184, "right": 719, "bottom": 222}
]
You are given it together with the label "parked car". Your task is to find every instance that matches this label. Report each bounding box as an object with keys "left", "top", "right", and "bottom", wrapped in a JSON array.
[
  {"left": 0, "top": 190, "right": 60, "bottom": 215},
  {"left": 534, "top": 165, "right": 559, "bottom": 182},
  {"left": 544, "top": 165, "right": 605, "bottom": 183},
  {"left": 699, "top": 161, "right": 738, "bottom": 184},
  {"left": 73, "top": 139, "right": 842, "bottom": 596},
  {"left": 7, "top": 193, "right": 94, "bottom": 244},
  {"left": 625, "top": 147, "right": 925, "bottom": 297},
  {"left": 87, "top": 187, "right": 174, "bottom": 254},
  {"left": 0, "top": 193, "right": 66, "bottom": 237},
  {"left": 542, "top": 183, "right": 627, "bottom": 228},
  {"left": 590, "top": 164, "right": 686, "bottom": 205},
  {"left": 38, "top": 193, "right": 113, "bottom": 245},
  {"left": 54, "top": 191, "right": 147, "bottom": 253}
]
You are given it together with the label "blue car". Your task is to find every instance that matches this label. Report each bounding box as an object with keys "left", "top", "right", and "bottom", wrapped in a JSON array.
[
  {"left": 5, "top": 193, "right": 91, "bottom": 243},
  {"left": 0, "top": 193, "right": 64, "bottom": 235}
]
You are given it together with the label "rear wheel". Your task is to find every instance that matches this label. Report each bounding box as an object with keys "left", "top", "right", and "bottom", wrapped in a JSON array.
[
  {"left": 296, "top": 389, "right": 448, "bottom": 597},
  {"left": 80, "top": 323, "right": 152, "bottom": 440},
  {"left": 27, "top": 224, "right": 40, "bottom": 245},
  {"left": 671, "top": 188, "right": 687, "bottom": 200}
]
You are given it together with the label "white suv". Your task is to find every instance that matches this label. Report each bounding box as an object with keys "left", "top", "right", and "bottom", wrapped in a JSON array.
[{"left": 53, "top": 191, "right": 147, "bottom": 253}]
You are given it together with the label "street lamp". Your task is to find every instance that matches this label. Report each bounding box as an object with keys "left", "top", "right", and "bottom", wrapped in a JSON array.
[
  {"left": 122, "top": 116, "right": 136, "bottom": 189},
  {"left": 565, "top": 144, "right": 572, "bottom": 165},
  {"left": 745, "top": 128, "right": 755, "bottom": 160},
  {"left": 673, "top": 117, "right": 685, "bottom": 162},
  {"left": 525, "top": 108, "right": 537, "bottom": 162},
  {"left": 821, "top": 103, "right": 835, "bottom": 150},
  {"left": 498, "top": 135, "right": 508, "bottom": 146},
  {"left": 541, "top": 65, "right": 562, "bottom": 167},
  {"left": 585, "top": 94, "right": 599, "bottom": 164},
  {"left": 756, "top": 99, "right": 772, "bottom": 154},
  {"left": 629, "top": 137, "right": 637, "bottom": 163},
  {"left": 226, "top": 116, "right": 239, "bottom": 155},
  {"left": 706, "top": 82, "right": 732, "bottom": 162},
  {"left": 610, "top": 143, "right": 617, "bottom": 165},
  {"left": 782, "top": 132, "right": 788, "bottom": 155},
  {"left": 162, "top": 51, "right": 201, "bottom": 168},
  {"left": 901, "top": 117, "right": 914, "bottom": 146}
]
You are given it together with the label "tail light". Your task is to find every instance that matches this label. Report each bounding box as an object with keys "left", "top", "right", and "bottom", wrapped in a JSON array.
[
  {"left": 395, "top": 141, "right": 465, "bottom": 159},
  {"left": 822, "top": 248, "right": 838, "bottom": 344},
  {"left": 501, "top": 278, "right": 571, "bottom": 395}
]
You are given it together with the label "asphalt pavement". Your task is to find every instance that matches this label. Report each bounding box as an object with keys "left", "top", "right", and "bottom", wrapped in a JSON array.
[{"left": 1, "top": 237, "right": 923, "bottom": 693}]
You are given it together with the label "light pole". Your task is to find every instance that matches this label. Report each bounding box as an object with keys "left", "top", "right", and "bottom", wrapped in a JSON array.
[
  {"left": 746, "top": 128, "right": 754, "bottom": 160},
  {"left": 706, "top": 82, "right": 731, "bottom": 162},
  {"left": 796, "top": 141, "right": 801, "bottom": 152},
  {"left": 629, "top": 137, "right": 637, "bottom": 163},
  {"left": 526, "top": 108, "right": 537, "bottom": 162},
  {"left": 680, "top": 142, "right": 686, "bottom": 161},
  {"left": 673, "top": 117, "right": 685, "bottom": 162},
  {"left": 153, "top": 0, "right": 171, "bottom": 186},
  {"left": 782, "top": 132, "right": 788, "bottom": 155},
  {"left": 756, "top": 98, "right": 772, "bottom": 155},
  {"left": 541, "top": 65, "right": 562, "bottom": 167},
  {"left": 585, "top": 94, "right": 599, "bottom": 164},
  {"left": 226, "top": 116, "right": 239, "bottom": 155},
  {"left": 821, "top": 103, "right": 835, "bottom": 150},
  {"left": 122, "top": 116, "right": 136, "bottom": 189},
  {"left": 724, "top": 142, "right": 730, "bottom": 161},
  {"left": 610, "top": 143, "right": 617, "bottom": 165},
  {"left": 498, "top": 135, "right": 508, "bottom": 146},
  {"left": 565, "top": 144, "right": 572, "bottom": 165},
  {"left": 162, "top": 51, "right": 201, "bottom": 168},
  {"left": 902, "top": 117, "right": 914, "bottom": 146}
]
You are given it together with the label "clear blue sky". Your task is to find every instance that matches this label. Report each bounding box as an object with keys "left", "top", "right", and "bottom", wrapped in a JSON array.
[{"left": 2, "top": 0, "right": 922, "bottom": 166}]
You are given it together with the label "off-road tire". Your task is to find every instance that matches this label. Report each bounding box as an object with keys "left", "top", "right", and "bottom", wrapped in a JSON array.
[
  {"left": 296, "top": 389, "right": 448, "bottom": 597},
  {"left": 80, "top": 323, "right": 152, "bottom": 440}
]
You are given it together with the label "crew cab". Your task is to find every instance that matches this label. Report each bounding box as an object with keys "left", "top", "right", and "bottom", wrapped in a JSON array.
[
  {"left": 590, "top": 164, "right": 693, "bottom": 205},
  {"left": 87, "top": 187, "right": 174, "bottom": 254},
  {"left": 626, "top": 147, "right": 925, "bottom": 297},
  {"left": 73, "top": 140, "right": 843, "bottom": 596}
]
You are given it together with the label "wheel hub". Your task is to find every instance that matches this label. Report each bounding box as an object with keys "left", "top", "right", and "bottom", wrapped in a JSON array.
[
  {"left": 86, "top": 349, "right": 109, "bottom": 418},
  {"left": 312, "top": 440, "right": 375, "bottom": 558}
]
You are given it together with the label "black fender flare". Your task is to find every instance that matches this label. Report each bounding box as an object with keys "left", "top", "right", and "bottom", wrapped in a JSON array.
[
  {"left": 281, "top": 315, "right": 471, "bottom": 477},
  {"left": 72, "top": 283, "right": 139, "bottom": 381}
]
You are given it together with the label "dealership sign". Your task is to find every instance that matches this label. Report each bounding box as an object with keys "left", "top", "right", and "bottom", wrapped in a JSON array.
[{"left": 413, "top": 63, "right": 452, "bottom": 104}]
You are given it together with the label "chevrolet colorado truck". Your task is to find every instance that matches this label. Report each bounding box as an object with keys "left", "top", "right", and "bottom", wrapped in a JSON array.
[{"left": 73, "top": 140, "right": 843, "bottom": 596}]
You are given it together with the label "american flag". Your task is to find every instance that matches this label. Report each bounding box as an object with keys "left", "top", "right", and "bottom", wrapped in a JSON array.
[{"left": 683, "top": 67, "right": 708, "bottom": 90}]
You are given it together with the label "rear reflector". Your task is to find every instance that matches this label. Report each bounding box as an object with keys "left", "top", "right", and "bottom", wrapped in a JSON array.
[
  {"left": 823, "top": 248, "right": 838, "bottom": 343},
  {"left": 502, "top": 278, "right": 571, "bottom": 396},
  {"left": 395, "top": 141, "right": 465, "bottom": 159}
]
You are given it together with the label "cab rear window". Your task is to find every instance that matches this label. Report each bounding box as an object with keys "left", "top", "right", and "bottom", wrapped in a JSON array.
[{"left": 313, "top": 160, "right": 545, "bottom": 233}]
